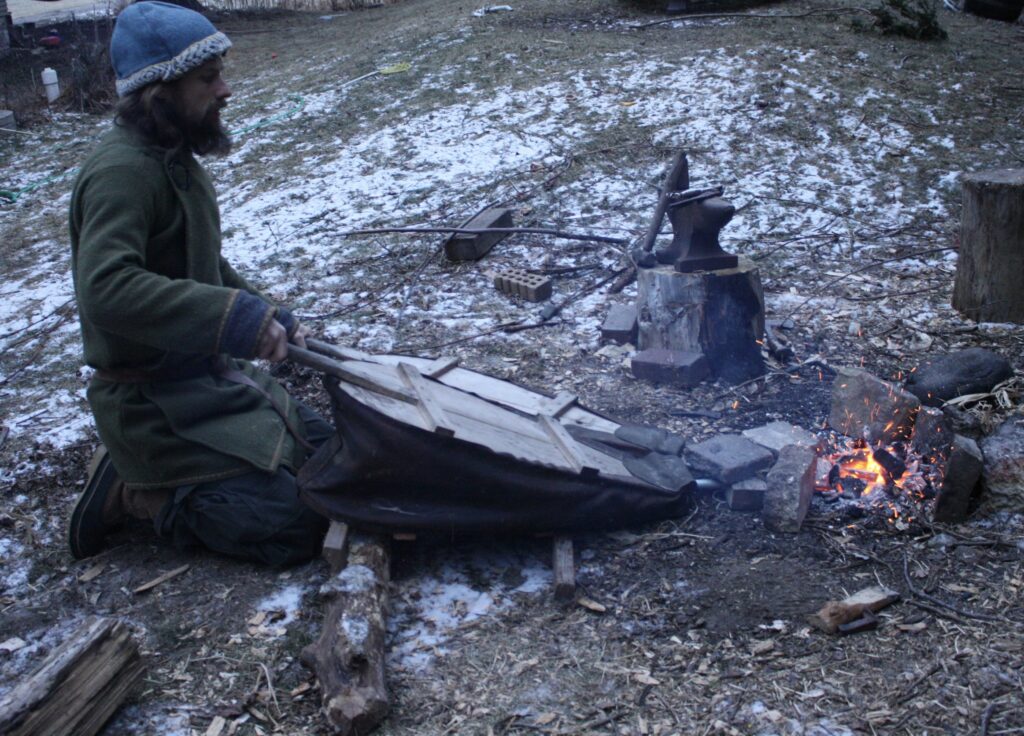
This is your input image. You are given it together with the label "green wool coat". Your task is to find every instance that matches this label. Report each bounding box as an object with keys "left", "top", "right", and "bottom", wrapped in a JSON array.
[{"left": 70, "top": 126, "right": 307, "bottom": 490}]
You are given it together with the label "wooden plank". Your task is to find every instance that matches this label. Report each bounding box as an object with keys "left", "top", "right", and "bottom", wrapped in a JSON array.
[
  {"left": 288, "top": 346, "right": 415, "bottom": 403},
  {"left": 397, "top": 363, "right": 456, "bottom": 437},
  {"left": 553, "top": 537, "right": 576, "bottom": 603},
  {"left": 0, "top": 617, "right": 143, "bottom": 736},
  {"left": 537, "top": 415, "right": 596, "bottom": 474},
  {"left": 543, "top": 391, "right": 578, "bottom": 419},
  {"left": 322, "top": 521, "right": 350, "bottom": 574},
  {"left": 424, "top": 356, "right": 460, "bottom": 379}
]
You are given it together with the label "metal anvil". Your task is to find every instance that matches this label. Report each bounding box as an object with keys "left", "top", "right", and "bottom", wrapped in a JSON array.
[{"left": 655, "top": 195, "right": 738, "bottom": 273}]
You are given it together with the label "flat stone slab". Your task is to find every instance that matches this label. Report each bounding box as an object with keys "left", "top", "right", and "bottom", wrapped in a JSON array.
[
  {"left": 601, "top": 303, "right": 638, "bottom": 345},
  {"left": 742, "top": 421, "right": 822, "bottom": 458},
  {"left": 0, "top": 110, "right": 15, "bottom": 133},
  {"left": 726, "top": 478, "right": 766, "bottom": 511},
  {"left": 631, "top": 348, "right": 709, "bottom": 387},
  {"left": 684, "top": 434, "right": 774, "bottom": 484},
  {"left": 614, "top": 424, "right": 685, "bottom": 456},
  {"left": 763, "top": 444, "right": 818, "bottom": 533},
  {"left": 828, "top": 367, "right": 920, "bottom": 444},
  {"left": 933, "top": 434, "right": 984, "bottom": 523},
  {"left": 905, "top": 348, "right": 1012, "bottom": 407}
]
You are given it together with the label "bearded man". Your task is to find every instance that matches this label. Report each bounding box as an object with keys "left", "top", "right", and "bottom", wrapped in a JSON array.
[{"left": 68, "top": 1, "right": 331, "bottom": 566}]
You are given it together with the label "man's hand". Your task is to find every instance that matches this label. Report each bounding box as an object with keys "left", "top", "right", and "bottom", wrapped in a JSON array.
[
  {"left": 256, "top": 320, "right": 289, "bottom": 362},
  {"left": 291, "top": 322, "right": 311, "bottom": 350}
]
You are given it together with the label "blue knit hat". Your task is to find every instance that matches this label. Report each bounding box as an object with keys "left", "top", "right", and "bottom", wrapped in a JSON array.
[{"left": 110, "top": 1, "right": 232, "bottom": 97}]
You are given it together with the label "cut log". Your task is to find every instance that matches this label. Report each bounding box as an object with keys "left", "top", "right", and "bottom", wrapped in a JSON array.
[
  {"left": 636, "top": 257, "right": 765, "bottom": 382},
  {"left": 552, "top": 536, "right": 576, "bottom": 603},
  {"left": 302, "top": 532, "right": 391, "bottom": 736},
  {"left": 952, "top": 169, "right": 1024, "bottom": 323},
  {"left": 0, "top": 617, "right": 143, "bottom": 736}
]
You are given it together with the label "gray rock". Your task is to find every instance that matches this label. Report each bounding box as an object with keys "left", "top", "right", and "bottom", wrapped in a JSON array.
[
  {"left": 906, "top": 348, "right": 1013, "bottom": 407},
  {"left": 980, "top": 420, "right": 1024, "bottom": 514},
  {"left": 828, "top": 367, "right": 920, "bottom": 443},
  {"left": 684, "top": 434, "right": 775, "bottom": 484},
  {"left": 928, "top": 532, "right": 957, "bottom": 548},
  {"left": 763, "top": 445, "right": 818, "bottom": 533},
  {"left": 623, "top": 452, "right": 694, "bottom": 491},
  {"left": 911, "top": 406, "right": 954, "bottom": 464},
  {"left": 726, "top": 478, "right": 767, "bottom": 511},
  {"left": 932, "top": 435, "right": 984, "bottom": 523},
  {"left": 742, "top": 421, "right": 822, "bottom": 458},
  {"left": 601, "top": 304, "right": 638, "bottom": 346}
]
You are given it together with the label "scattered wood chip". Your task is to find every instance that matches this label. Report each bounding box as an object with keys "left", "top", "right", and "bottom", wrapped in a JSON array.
[
  {"left": 133, "top": 564, "right": 190, "bottom": 594},
  {"left": 204, "top": 716, "right": 227, "bottom": 736},
  {"left": 634, "top": 673, "right": 660, "bottom": 686},
  {"left": 289, "top": 682, "right": 313, "bottom": 698},
  {"left": 751, "top": 639, "right": 775, "bottom": 655},
  {"left": 0, "top": 637, "right": 26, "bottom": 653},
  {"left": 247, "top": 611, "right": 267, "bottom": 627},
  {"left": 511, "top": 657, "right": 539, "bottom": 676},
  {"left": 897, "top": 621, "right": 928, "bottom": 633},
  {"left": 808, "top": 586, "right": 899, "bottom": 634},
  {"left": 78, "top": 563, "right": 106, "bottom": 583},
  {"left": 576, "top": 596, "right": 606, "bottom": 613},
  {"left": 535, "top": 712, "right": 557, "bottom": 725}
]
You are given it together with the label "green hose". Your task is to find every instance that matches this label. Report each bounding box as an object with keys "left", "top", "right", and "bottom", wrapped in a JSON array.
[{"left": 1, "top": 94, "right": 307, "bottom": 205}]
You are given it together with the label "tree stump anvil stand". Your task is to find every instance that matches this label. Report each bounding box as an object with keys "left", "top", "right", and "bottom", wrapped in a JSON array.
[{"left": 636, "top": 257, "right": 766, "bottom": 383}]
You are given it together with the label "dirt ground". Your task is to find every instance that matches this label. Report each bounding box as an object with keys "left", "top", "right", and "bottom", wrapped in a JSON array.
[{"left": 1, "top": 0, "right": 1023, "bottom": 734}]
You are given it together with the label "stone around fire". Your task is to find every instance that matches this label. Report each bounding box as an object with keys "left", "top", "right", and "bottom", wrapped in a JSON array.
[
  {"left": 911, "top": 406, "right": 954, "bottom": 464},
  {"left": 726, "top": 478, "right": 766, "bottom": 511},
  {"left": 741, "top": 421, "right": 822, "bottom": 459},
  {"left": 905, "top": 347, "right": 1013, "bottom": 407},
  {"left": 684, "top": 434, "right": 774, "bottom": 484},
  {"left": 763, "top": 444, "right": 818, "bottom": 533},
  {"left": 980, "top": 420, "right": 1024, "bottom": 515},
  {"left": 932, "top": 434, "right": 984, "bottom": 523},
  {"left": 828, "top": 367, "right": 920, "bottom": 444}
]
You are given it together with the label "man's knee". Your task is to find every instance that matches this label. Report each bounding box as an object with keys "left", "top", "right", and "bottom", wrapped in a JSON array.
[{"left": 159, "top": 469, "right": 327, "bottom": 566}]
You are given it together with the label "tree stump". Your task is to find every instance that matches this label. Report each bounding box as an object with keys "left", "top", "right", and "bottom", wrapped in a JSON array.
[
  {"left": 636, "top": 257, "right": 765, "bottom": 382},
  {"left": 302, "top": 531, "right": 391, "bottom": 736},
  {"left": 952, "top": 169, "right": 1024, "bottom": 323}
]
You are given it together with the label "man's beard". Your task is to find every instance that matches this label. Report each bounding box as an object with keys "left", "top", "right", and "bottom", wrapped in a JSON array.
[{"left": 183, "top": 106, "right": 232, "bottom": 157}]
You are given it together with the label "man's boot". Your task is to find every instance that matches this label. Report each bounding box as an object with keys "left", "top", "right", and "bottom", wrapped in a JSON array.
[{"left": 68, "top": 446, "right": 168, "bottom": 559}]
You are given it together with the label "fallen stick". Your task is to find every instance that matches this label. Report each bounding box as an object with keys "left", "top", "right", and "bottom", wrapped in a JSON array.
[
  {"left": 302, "top": 531, "right": 391, "bottom": 736},
  {"left": 341, "top": 226, "right": 628, "bottom": 246}
]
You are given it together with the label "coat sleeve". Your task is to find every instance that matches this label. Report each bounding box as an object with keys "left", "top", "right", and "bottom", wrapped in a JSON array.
[
  {"left": 74, "top": 165, "right": 276, "bottom": 359},
  {"left": 217, "top": 257, "right": 299, "bottom": 338}
]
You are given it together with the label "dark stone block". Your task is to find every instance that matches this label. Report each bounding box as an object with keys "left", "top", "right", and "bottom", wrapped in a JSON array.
[
  {"left": 980, "top": 420, "right": 1024, "bottom": 514},
  {"left": 905, "top": 348, "right": 1013, "bottom": 407},
  {"left": 444, "top": 207, "right": 514, "bottom": 261},
  {"left": 631, "top": 349, "right": 709, "bottom": 387},
  {"left": 685, "top": 434, "right": 774, "bottom": 484},
  {"left": 601, "top": 304, "right": 638, "bottom": 345},
  {"left": 726, "top": 478, "right": 766, "bottom": 511},
  {"left": 933, "top": 435, "right": 984, "bottom": 523}
]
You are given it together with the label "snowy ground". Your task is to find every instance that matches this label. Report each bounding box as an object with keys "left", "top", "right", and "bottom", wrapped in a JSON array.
[{"left": 1, "top": 0, "right": 1023, "bottom": 733}]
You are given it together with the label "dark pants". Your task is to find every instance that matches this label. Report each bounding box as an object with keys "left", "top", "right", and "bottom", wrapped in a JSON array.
[{"left": 155, "top": 403, "right": 334, "bottom": 566}]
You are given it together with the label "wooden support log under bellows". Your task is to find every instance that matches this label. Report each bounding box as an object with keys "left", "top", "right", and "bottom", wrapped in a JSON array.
[
  {"left": 0, "top": 617, "right": 143, "bottom": 736},
  {"left": 302, "top": 522, "right": 392, "bottom": 736},
  {"left": 952, "top": 169, "right": 1024, "bottom": 323}
]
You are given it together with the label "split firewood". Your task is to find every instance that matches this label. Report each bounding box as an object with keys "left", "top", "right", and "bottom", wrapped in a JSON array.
[
  {"left": 0, "top": 616, "right": 143, "bottom": 736},
  {"left": 302, "top": 531, "right": 391, "bottom": 736},
  {"left": 807, "top": 586, "right": 900, "bottom": 634}
]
